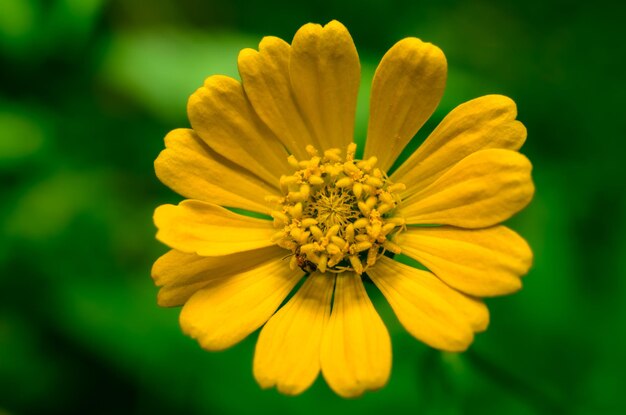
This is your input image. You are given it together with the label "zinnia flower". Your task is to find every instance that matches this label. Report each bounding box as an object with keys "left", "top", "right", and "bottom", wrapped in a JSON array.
[{"left": 152, "top": 20, "right": 534, "bottom": 397}]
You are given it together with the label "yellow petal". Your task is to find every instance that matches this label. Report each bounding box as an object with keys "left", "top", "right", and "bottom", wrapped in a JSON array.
[
  {"left": 155, "top": 128, "right": 279, "bottom": 214},
  {"left": 397, "top": 226, "right": 533, "bottom": 297},
  {"left": 400, "top": 149, "right": 534, "bottom": 228},
  {"left": 238, "top": 37, "right": 314, "bottom": 159},
  {"left": 151, "top": 245, "right": 287, "bottom": 307},
  {"left": 179, "top": 255, "right": 304, "bottom": 351},
  {"left": 364, "top": 38, "right": 447, "bottom": 172},
  {"left": 321, "top": 273, "right": 391, "bottom": 398},
  {"left": 154, "top": 200, "right": 275, "bottom": 256},
  {"left": 254, "top": 272, "right": 334, "bottom": 395},
  {"left": 367, "top": 257, "right": 489, "bottom": 352},
  {"left": 391, "top": 95, "right": 527, "bottom": 197},
  {"left": 187, "top": 75, "right": 291, "bottom": 185},
  {"left": 290, "top": 20, "right": 360, "bottom": 151}
]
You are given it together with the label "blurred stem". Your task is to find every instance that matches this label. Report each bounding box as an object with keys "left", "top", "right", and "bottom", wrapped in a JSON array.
[{"left": 466, "top": 349, "right": 569, "bottom": 414}]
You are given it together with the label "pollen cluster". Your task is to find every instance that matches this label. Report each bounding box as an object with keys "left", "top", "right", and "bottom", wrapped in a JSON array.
[{"left": 267, "top": 143, "right": 406, "bottom": 274}]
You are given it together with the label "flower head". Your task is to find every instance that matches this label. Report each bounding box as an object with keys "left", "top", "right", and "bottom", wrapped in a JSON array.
[{"left": 153, "top": 20, "right": 534, "bottom": 397}]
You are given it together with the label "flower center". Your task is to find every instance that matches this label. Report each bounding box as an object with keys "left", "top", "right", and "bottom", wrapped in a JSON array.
[{"left": 267, "top": 143, "right": 406, "bottom": 274}]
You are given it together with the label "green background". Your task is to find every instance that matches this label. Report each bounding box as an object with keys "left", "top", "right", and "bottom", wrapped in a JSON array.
[{"left": 1, "top": 0, "right": 624, "bottom": 414}]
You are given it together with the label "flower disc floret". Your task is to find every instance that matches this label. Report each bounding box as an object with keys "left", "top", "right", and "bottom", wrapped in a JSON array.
[{"left": 268, "top": 143, "right": 406, "bottom": 274}]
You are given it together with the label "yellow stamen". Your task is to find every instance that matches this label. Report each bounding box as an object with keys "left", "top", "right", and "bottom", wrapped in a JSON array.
[{"left": 267, "top": 143, "right": 406, "bottom": 274}]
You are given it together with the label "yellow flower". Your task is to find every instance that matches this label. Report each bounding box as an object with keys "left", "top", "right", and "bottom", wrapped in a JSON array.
[{"left": 152, "top": 20, "right": 534, "bottom": 397}]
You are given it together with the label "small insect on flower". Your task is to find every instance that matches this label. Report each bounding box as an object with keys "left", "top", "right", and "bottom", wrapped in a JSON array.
[
  {"left": 152, "top": 20, "right": 534, "bottom": 398},
  {"left": 283, "top": 247, "right": 318, "bottom": 273},
  {"left": 294, "top": 247, "right": 318, "bottom": 274}
]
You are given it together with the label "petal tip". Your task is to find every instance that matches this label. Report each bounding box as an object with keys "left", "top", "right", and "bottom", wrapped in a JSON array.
[
  {"left": 156, "top": 290, "right": 178, "bottom": 308},
  {"left": 258, "top": 35, "right": 288, "bottom": 51},
  {"left": 276, "top": 383, "right": 308, "bottom": 396},
  {"left": 238, "top": 47, "right": 258, "bottom": 61},
  {"left": 394, "top": 37, "right": 446, "bottom": 60},
  {"left": 293, "top": 22, "right": 323, "bottom": 40},
  {"left": 441, "top": 333, "right": 475, "bottom": 353},
  {"left": 324, "top": 19, "right": 349, "bottom": 32}
]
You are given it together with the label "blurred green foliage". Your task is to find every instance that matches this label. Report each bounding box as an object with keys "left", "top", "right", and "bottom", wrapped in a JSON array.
[{"left": 1, "top": 0, "right": 625, "bottom": 414}]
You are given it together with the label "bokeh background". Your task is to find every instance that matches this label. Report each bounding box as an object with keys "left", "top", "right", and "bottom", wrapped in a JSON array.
[{"left": 1, "top": 0, "right": 624, "bottom": 414}]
